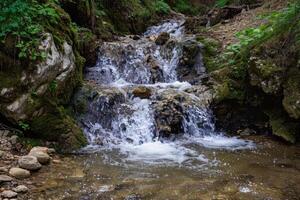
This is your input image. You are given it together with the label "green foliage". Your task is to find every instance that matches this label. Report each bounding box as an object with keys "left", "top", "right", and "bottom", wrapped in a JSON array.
[
  {"left": 18, "top": 121, "right": 30, "bottom": 131},
  {"left": 216, "top": 0, "right": 230, "bottom": 8},
  {"left": 49, "top": 80, "right": 58, "bottom": 93},
  {"left": 154, "top": 0, "right": 170, "bottom": 14},
  {"left": 0, "top": 0, "right": 59, "bottom": 61},
  {"left": 213, "top": 2, "right": 300, "bottom": 79},
  {"left": 171, "top": 0, "right": 197, "bottom": 14}
]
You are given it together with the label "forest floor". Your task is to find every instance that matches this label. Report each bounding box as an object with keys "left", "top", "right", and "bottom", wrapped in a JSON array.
[{"left": 207, "top": 0, "right": 289, "bottom": 49}]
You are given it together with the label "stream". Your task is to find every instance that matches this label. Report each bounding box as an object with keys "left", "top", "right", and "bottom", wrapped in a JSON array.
[{"left": 29, "top": 19, "right": 300, "bottom": 200}]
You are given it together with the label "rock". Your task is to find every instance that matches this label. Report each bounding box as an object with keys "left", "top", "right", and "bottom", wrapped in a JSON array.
[
  {"left": 155, "top": 32, "right": 170, "bottom": 45},
  {"left": 0, "top": 150, "right": 4, "bottom": 158},
  {"left": 132, "top": 87, "right": 152, "bottom": 99},
  {"left": 238, "top": 128, "right": 256, "bottom": 136},
  {"left": 28, "top": 151, "right": 50, "bottom": 165},
  {"left": 18, "top": 156, "right": 42, "bottom": 171},
  {"left": 0, "top": 32, "right": 87, "bottom": 151},
  {"left": 0, "top": 166, "right": 9, "bottom": 173},
  {"left": 9, "top": 135, "right": 18, "bottom": 145},
  {"left": 0, "top": 175, "right": 13, "bottom": 183},
  {"left": 1, "top": 190, "right": 17, "bottom": 198},
  {"left": 47, "top": 148, "right": 56, "bottom": 154},
  {"left": 282, "top": 69, "right": 300, "bottom": 119},
  {"left": 124, "top": 194, "right": 142, "bottom": 200},
  {"left": 9, "top": 167, "right": 31, "bottom": 179},
  {"left": 13, "top": 185, "right": 29, "bottom": 193},
  {"left": 30, "top": 146, "right": 49, "bottom": 154}
]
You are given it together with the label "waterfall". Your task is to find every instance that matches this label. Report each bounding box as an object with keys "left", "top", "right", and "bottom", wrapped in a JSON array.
[{"left": 77, "top": 19, "right": 254, "bottom": 165}]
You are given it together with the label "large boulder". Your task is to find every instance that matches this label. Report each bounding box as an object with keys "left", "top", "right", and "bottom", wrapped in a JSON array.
[
  {"left": 18, "top": 156, "right": 42, "bottom": 171},
  {"left": 0, "top": 33, "right": 87, "bottom": 151}
]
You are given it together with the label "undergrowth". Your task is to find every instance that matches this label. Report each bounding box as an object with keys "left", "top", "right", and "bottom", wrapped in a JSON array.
[{"left": 0, "top": 0, "right": 60, "bottom": 61}]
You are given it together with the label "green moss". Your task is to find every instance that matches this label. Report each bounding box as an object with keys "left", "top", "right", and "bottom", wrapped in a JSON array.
[
  {"left": 283, "top": 68, "right": 300, "bottom": 119},
  {"left": 266, "top": 110, "right": 299, "bottom": 143},
  {"left": 197, "top": 36, "right": 222, "bottom": 72},
  {"left": 31, "top": 105, "right": 87, "bottom": 151}
]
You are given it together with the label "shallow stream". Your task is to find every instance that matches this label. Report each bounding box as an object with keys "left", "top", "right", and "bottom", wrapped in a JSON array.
[{"left": 29, "top": 19, "right": 300, "bottom": 200}]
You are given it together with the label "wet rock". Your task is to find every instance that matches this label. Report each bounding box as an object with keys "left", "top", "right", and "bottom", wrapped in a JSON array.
[
  {"left": 177, "top": 38, "right": 204, "bottom": 83},
  {"left": 9, "top": 167, "right": 31, "bottom": 179},
  {"left": 0, "top": 175, "right": 13, "bottom": 183},
  {"left": 28, "top": 151, "right": 50, "bottom": 165},
  {"left": 155, "top": 32, "right": 170, "bottom": 45},
  {"left": 124, "top": 194, "right": 142, "bottom": 200},
  {"left": 153, "top": 94, "right": 184, "bottom": 137},
  {"left": 13, "top": 185, "right": 29, "bottom": 193},
  {"left": 146, "top": 55, "right": 164, "bottom": 83},
  {"left": 237, "top": 128, "right": 256, "bottom": 136},
  {"left": 1, "top": 190, "right": 17, "bottom": 198},
  {"left": 18, "top": 156, "right": 42, "bottom": 171},
  {"left": 132, "top": 87, "right": 152, "bottom": 99}
]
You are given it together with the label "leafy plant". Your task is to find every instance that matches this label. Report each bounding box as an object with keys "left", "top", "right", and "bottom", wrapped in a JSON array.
[
  {"left": 19, "top": 121, "right": 30, "bottom": 131},
  {"left": 154, "top": 0, "right": 170, "bottom": 14},
  {"left": 0, "top": 0, "right": 59, "bottom": 61},
  {"left": 49, "top": 80, "right": 58, "bottom": 93},
  {"left": 215, "top": 0, "right": 230, "bottom": 8}
]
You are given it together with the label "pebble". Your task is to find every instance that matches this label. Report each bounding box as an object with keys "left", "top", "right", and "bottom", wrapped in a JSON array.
[
  {"left": 0, "top": 167, "right": 9, "bottom": 173},
  {"left": 9, "top": 167, "right": 31, "bottom": 179},
  {"left": 0, "top": 175, "right": 13, "bottom": 183},
  {"left": 1, "top": 190, "right": 18, "bottom": 198},
  {"left": 0, "top": 150, "right": 4, "bottom": 158},
  {"left": 13, "top": 185, "right": 29, "bottom": 193}
]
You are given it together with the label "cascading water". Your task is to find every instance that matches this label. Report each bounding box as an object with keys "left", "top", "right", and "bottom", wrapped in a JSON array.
[{"left": 78, "top": 19, "right": 254, "bottom": 165}]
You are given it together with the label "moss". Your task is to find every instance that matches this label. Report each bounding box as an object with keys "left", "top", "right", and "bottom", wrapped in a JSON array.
[
  {"left": 30, "top": 105, "right": 87, "bottom": 151},
  {"left": 283, "top": 68, "right": 300, "bottom": 119},
  {"left": 266, "top": 110, "right": 299, "bottom": 143},
  {"left": 197, "top": 36, "right": 222, "bottom": 72}
]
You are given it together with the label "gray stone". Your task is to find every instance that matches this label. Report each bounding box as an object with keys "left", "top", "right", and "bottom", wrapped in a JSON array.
[
  {"left": 0, "top": 175, "right": 13, "bottom": 182},
  {"left": 0, "top": 166, "right": 9, "bottom": 173},
  {"left": 0, "top": 150, "right": 4, "bottom": 158},
  {"left": 18, "top": 156, "right": 42, "bottom": 171},
  {"left": 28, "top": 151, "right": 50, "bottom": 165},
  {"left": 1, "top": 190, "right": 18, "bottom": 198},
  {"left": 13, "top": 185, "right": 29, "bottom": 193},
  {"left": 30, "top": 146, "right": 49, "bottom": 154},
  {"left": 9, "top": 135, "right": 18, "bottom": 145},
  {"left": 9, "top": 167, "right": 31, "bottom": 179}
]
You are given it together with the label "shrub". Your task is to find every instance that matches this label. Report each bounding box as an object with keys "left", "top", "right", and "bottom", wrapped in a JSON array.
[
  {"left": 0, "top": 0, "right": 59, "bottom": 60},
  {"left": 154, "top": 0, "right": 170, "bottom": 14}
]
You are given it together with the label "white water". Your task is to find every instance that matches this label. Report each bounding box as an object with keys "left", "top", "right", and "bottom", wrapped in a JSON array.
[{"left": 81, "top": 19, "right": 254, "bottom": 165}]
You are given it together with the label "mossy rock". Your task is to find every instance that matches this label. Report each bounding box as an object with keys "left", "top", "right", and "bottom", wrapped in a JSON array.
[
  {"left": 196, "top": 36, "right": 222, "bottom": 73},
  {"left": 31, "top": 106, "right": 87, "bottom": 152},
  {"left": 266, "top": 110, "right": 299, "bottom": 143},
  {"left": 283, "top": 68, "right": 300, "bottom": 119}
]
